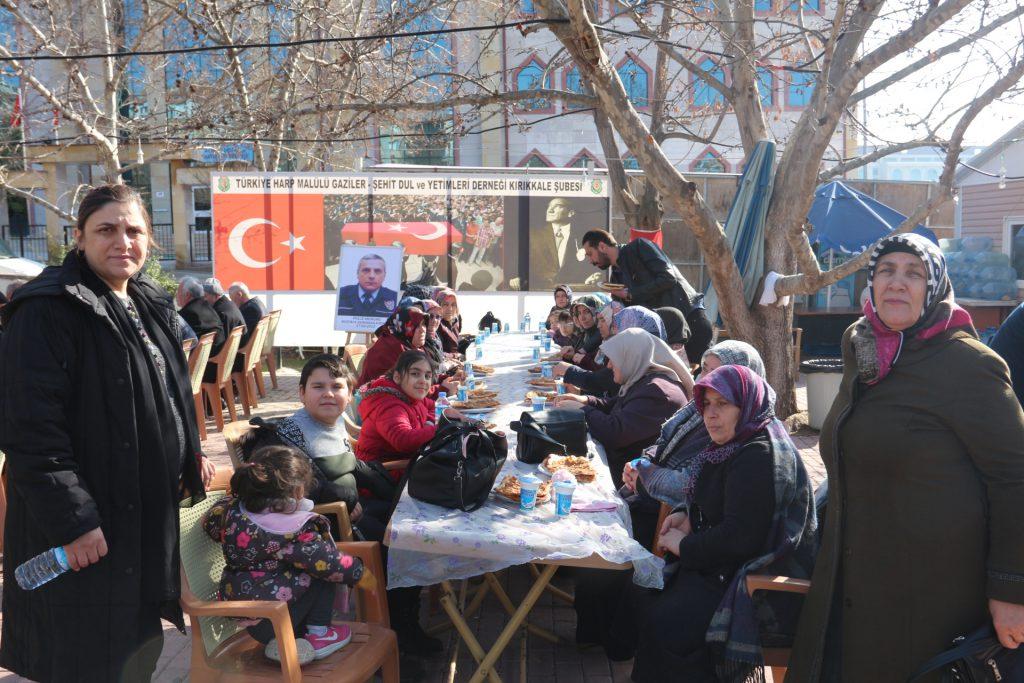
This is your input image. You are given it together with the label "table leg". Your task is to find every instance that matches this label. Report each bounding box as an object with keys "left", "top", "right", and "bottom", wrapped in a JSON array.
[
  {"left": 446, "top": 580, "right": 468, "bottom": 683},
  {"left": 468, "top": 564, "right": 559, "bottom": 683},
  {"left": 529, "top": 562, "right": 574, "bottom": 605},
  {"left": 483, "top": 573, "right": 559, "bottom": 644},
  {"left": 439, "top": 589, "right": 503, "bottom": 683},
  {"left": 429, "top": 578, "right": 492, "bottom": 636}
]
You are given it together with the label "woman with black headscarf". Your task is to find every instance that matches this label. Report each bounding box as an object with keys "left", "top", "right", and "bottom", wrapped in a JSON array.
[
  {"left": 789, "top": 233, "right": 1024, "bottom": 681},
  {"left": 0, "top": 184, "right": 214, "bottom": 682}
]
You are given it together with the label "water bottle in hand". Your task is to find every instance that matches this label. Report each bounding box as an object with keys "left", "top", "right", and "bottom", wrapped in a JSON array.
[
  {"left": 435, "top": 392, "right": 450, "bottom": 422},
  {"left": 16, "top": 546, "right": 70, "bottom": 590}
]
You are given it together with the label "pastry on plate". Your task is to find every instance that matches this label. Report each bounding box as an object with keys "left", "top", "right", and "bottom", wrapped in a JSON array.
[
  {"left": 494, "top": 475, "right": 552, "bottom": 503},
  {"left": 542, "top": 454, "right": 597, "bottom": 483},
  {"left": 529, "top": 377, "right": 557, "bottom": 387},
  {"left": 472, "top": 364, "right": 495, "bottom": 375}
]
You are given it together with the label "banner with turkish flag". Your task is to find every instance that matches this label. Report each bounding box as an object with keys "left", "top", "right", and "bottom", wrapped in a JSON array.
[
  {"left": 630, "top": 227, "right": 663, "bottom": 248},
  {"left": 213, "top": 193, "right": 325, "bottom": 290}
]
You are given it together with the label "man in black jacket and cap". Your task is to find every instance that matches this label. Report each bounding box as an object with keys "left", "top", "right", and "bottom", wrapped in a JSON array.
[{"left": 582, "top": 229, "right": 713, "bottom": 360}]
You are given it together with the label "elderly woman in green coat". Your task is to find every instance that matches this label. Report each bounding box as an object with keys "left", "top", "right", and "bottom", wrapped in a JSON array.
[{"left": 788, "top": 233, "right": 1024, "bottom": 681}]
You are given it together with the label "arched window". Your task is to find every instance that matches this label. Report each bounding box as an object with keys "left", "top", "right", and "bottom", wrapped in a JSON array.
[
  {"left": 622, "top": 155, "right": 640, "bottom": 170},
  {"left": 564, "top": 66, "right": 592, "bottom": 110},
  {"left": 521, "top": 0, "right": 536, "bottom": 14},
  {"left": 616, "top": 56, "right": 650, "bottom": 108},
  {"left": 891, "top": 169, "right": 903, "bottom": 180},
  {"left": 786, "top": 70, "right": 815, "bottom": 107},
  {"left": 690, "top": 148, "right": 728, "bottom": 173},
  {"left": 909, "top": 168, "right": 922, "bottom": 181},
  {"left": 514, "top": 57, "right": 553, "bottom": 112},
  {"left": 756, "top": 66, "right": 775, "bottom": 107},
  {"left": 693, "top": 59, "right": 726, "bottom": 108},
  {"left": 519, "top": 150, "right": 553, "bottom": 167},
  {"left": 755, "top": 0, "right": 773, "bottom": 10},
  {"left": 568, "top": 149, "right": 602, "bottom": 168},
  {"left": 788, "top": 0, "right": 820, "bottom": 10}
]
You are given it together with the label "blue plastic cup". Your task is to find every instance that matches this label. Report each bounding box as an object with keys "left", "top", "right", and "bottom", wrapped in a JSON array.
[
  {"left": 491, "top": 323, "right": 499, "bottom": 333},
  {"left": 467, "top": 375, "right": 476, "bottom": 391},
  {"left": 458, "top": 386, "right": 468, "bottom": 402},
  {"left": 556, "top": 379, "right": 566, "bottom": 395},
  {"left": 519, "top": 475, "right": 541, "bottom": 511},
  {"left": 532, "top": 347, "right": 541, "bottom": 361},
  {"left": 554, "top": 482, "right": 576, "bottom": 517},
  {"left": 541, "top": 362, "right": 554, "bottom": 378},
  {"left": 532, "top": 396, "right": 547, "bottom": 412}
]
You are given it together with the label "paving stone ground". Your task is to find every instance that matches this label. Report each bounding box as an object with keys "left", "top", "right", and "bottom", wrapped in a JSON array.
[{"left": 0, "top": 369, "right": 823, "bottom": 683}]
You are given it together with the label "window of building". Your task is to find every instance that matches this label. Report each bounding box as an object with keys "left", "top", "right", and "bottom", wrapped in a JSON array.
[
  {"left": 567, "top": 149, "right": 602, "bottom": 168},
  {"left": 622, "top": 155, "right": 640, "bottom": 170},
  {"left": 519, "top": 150, "right": 553, "bottom": 167},
  {"left": 756, "top": 66, "right": 775, "bottom": 107},
  {"left": 1006, "top": 219, "right": 1024, "bottom": 282},
  {"left": 909, "top": 168, "right": 922, "bottom": 181},
  {"left": 690, "top": 148, "right": 728, "bottom": 173},
  {"left": 755, "top": 0, "right": 773, "bottom": 11},
  {"left": 693, "top": 59, "right": 726, "bottom": 108},
  {"left": 564, "top": 66, "right": 593, "bottom": 110},
  {"left": 380, "top": 120, "right": 453, "bottom": 166},
  {"left": 786, "top": 70, "right": 815, "bottom": 107},
  {"left": 788, "top": 0, "right": 820, "bottom": 10},
  {"left": 616, "top": 56, "right": 650, "bottom": 108},
  {"left": 515, "top": 57, "right": 553, "bottom": 112},
  {"left": 891, "top": 169, "right": 903, "bottom": 180},
  {"left": 521, "top": 0, "right": 536, "bottom": 14}
]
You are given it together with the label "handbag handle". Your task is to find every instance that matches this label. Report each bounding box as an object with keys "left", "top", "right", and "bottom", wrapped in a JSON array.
[
  {"left": 906, "top": 624, "right": 999, "bottom": 682},
  {"left": 509, "top": 420, "right": 568, "bottom": 454},
  {"left": 457, "top": 430, "right": 498, "bottom": 513}
]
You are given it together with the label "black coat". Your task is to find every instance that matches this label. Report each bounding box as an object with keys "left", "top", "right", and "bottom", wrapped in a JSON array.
[
  {"left": 617, "top": 238, "right": 701, "bottom": 315},
  {"left": 212, "top": 295, "right": 247, "bottom": 343},
  {"left": 179, "top": 297, "right": 224, "bottom": 354},
  {"left": 0, "top": 255, "right": 206, "bottom": 682},
  {"left": 239, "top": 296, "right": 268, "bottom": 347}
]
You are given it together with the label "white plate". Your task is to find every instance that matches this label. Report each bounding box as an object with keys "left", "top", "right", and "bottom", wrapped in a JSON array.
[{"left": 492, "top": 490, "right": 550, "bottom": 506}]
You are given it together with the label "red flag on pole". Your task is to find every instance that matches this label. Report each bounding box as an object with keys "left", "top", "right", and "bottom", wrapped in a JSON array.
[
  {"left": 9, "top": 93, "right": 21, "bottom": 128},
  {"left": 630, "top": 227, "right": 663, "bottom": 248}
]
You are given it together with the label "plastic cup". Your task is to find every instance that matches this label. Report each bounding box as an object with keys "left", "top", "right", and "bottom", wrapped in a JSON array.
[
  {"left": 463, "top": 360, "right": 473, "bottom": 375},
  {"left": 519, "top": 474, "right": 541, "bottom": 511},
  {"left": 541, "top": 362, "right": 554, "bottom": 379},
  {"left": 532, "top": 347, "right": 541, "bottom": 361},
  {"left": 491, "top": 323, "right": 499, "bottom": 333},
  {"left": 556, "top": 379, "right": 566, "bottom": 395},
  {"left": 554, "top": 481, "right": 577, "bottom": 517},
  {"left": 542, "top": 337, "right": 552, "bottom": 352},
  {"left": 504, "top": 323, "right": 510, "bottom": 333},
  {"left": 532, "top": 396, "right": 547, "bottom": 412},
  {"left": 467, "top": 375, "right": 477, "bottom": 391},
  {"left": 458, "top": 386, "right": 468, "bottom": 402}
]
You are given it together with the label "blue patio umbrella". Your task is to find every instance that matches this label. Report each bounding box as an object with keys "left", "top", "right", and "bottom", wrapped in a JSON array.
[
  {"left": 703, "top": 139, "right": 776, "bottom": 325},
  {"left": 807, "top": 180, "right": 938, "bottom": 253}
]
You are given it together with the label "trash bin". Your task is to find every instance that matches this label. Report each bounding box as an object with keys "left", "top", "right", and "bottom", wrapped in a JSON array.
[{"left": 801, "top": 358, "right": 845, "bottom": 430}]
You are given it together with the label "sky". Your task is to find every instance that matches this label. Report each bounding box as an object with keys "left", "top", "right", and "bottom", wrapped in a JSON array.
[{"left": 860, "top": 0, "right": 1024, "bottom": 147}]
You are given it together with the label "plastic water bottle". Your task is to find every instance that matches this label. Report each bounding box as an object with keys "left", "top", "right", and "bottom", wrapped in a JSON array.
[
  {"left": 15, "top": 546, "right": 70, "bottom": 590},
  {"left": 524, "top": 312, "right": 532, "bottom": 332},
  {"left": 435, "top": 392, "right": 449, "bottom": 422}
]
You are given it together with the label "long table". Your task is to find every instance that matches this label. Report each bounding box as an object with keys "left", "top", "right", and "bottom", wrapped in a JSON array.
[{"left": 385, "top": 331, "right": 663, "bottom": 683}]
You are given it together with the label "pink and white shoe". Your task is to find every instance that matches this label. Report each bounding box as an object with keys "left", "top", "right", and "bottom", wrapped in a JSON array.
[{"left": 305, "top": 625, "right": 352, "bottom": 660}]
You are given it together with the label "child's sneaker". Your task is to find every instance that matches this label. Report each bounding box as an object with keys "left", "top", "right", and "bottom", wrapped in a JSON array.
[
  {"left": 305, "top": 625, "right": 352, "bottom": 660},
  {"left": 264, "top": 637, "right": 315, "bottom": 665}
]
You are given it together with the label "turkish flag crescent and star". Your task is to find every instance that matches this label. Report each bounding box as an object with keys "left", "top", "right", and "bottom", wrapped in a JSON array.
[{"left": 213, "top": 194, "right": 325, "bottom": 291}]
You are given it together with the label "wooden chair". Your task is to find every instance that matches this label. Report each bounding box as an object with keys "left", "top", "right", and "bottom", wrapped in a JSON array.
[
  {"left": 257, "top": 310, "right": 283, "bottom": 393},
  {"left": 342, "top": 412, "right": 362, "bottom": 441},
  {"left": 179, "top": 491, "right": 399, "bottom": 683},
  {"left": 745, "top": 574, "right": 811, "bottom": 682},
  {"left": 188, "top": 332, "right": 217, "bottom": 441},
  {"left": 342, "top": 345, "right": 366, "bottom": 375},
  {"left": 222, "top": 422, "right": 355, "bottom": 542},
  {"left": 231, "top": 317, "right": 271, "bottom": 418},
  {"left": 201, "top": 326, "right": 244, "bottom": 432}
]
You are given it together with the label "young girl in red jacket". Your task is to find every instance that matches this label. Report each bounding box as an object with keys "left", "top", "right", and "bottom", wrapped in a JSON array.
[{"left": 356, "top": 350, "right": 464, "bottom": 476}]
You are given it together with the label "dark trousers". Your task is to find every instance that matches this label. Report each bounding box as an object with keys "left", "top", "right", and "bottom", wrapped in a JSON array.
[
  {"left": 247, "top": 578, "right": 336, "bottom": 645},
  {"left": 610, "top": 569, "right": 727, "bottom": 683},
  {"left": 685, "top": 309, "right": 714, "bottom": 364}
]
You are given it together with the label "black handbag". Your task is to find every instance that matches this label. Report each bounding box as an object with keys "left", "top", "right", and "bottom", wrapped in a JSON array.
[
  {"left": 908, "top": 624, "right": 1024, "bottom": 682},
  {"left": 510, "top": 410, "right": 589, "bottom": 465},
  {"left": 405, "top": 417, "right": 508, "bottom": 512}
]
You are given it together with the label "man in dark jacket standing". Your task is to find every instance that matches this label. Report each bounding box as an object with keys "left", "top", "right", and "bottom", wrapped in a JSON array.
[
  {"left": 228, "top": 280, "right": 267, "bottom": 348},
  {"left": 582, "top": 229, "right": 713, "bottom": 361}
]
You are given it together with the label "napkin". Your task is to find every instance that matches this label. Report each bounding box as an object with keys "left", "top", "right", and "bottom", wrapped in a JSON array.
[{"left": 570, "top": 501, "right": 619, "bottom": 513}]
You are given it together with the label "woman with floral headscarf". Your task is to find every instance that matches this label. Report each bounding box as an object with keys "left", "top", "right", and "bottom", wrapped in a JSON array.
[
  {"left": 789, "top": 233, "right": 1024, "bottom": 682},
  {"left": 545, "top": 284, "right": 573, "bottom": 330},
  {"left": 432, "top": 287, "right": 473, "bottom": 354},
  {"left": 610, "top": 364, "right": 816, "bottom": 682},
  {"left": 357, "top": 303, "right": 429, "bottom": 386},
  {"left": 560, "top": 294, "right": 607, "bottom": 363}
]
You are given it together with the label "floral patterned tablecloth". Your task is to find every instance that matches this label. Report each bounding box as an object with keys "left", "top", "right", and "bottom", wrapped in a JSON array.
[{"left": 386, "top": 331, "right": 665, "bottom": 589}]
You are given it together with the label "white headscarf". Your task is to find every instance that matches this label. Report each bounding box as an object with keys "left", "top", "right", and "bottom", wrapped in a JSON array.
[{"left": 600, "top": 328, "right": 693, "bottom": 396}]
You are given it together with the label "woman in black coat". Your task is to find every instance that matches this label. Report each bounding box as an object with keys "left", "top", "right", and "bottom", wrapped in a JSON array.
[{"left": 0, "top": 184, "right": 215, "bottom": 682}]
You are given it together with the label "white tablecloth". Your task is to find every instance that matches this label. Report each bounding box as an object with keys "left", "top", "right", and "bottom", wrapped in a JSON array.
[{"left": 386, "top": 331, "right": 665, "bottom": 589}]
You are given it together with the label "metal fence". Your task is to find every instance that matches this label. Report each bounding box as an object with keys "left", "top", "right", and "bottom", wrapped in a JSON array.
[
  {"left": 1, "top": 224, "right": 49, "bottom": 262},
  {"left": 190, "top": 224, "right": 212, "bottom": 262}
]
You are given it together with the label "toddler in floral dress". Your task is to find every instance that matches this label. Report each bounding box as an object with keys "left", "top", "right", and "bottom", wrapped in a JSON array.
[{"left": 203, "top": 445, "right": 368, "bottom": 664}]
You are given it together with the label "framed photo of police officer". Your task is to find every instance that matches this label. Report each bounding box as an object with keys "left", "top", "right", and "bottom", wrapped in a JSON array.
[{"left": 333, "top": 244, "right": 404, "bottom": 332}]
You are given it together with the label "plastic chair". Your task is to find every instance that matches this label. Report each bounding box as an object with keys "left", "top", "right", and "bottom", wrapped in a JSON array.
[
  {"left": 202, "top": 326, "right": 244, "bottom": 432},
  {"left": 231, "top": 317, "right": 270, "bottom": 417},
  {"left": 342, "top": 412, "right": 362, "bottom": 441},
  {"left": 257, "top": 310, "right": 283, "bottom": 393},
  {"left": 182, "top": 338, "right": 196, "bottom": 357},
  {"left": 188, "top": 332, "right": 217, "bottom": 441},
  {"left": 744, "top": 574, "right": 811, "bottom": 682},
  {"left": 178, "top": 492, "right": 398, "bottom": 683}
]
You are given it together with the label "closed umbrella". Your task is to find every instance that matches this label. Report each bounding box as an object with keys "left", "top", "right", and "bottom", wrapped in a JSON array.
[{"left": 703, "top": 139, "right": 776, "bottom": 325}]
